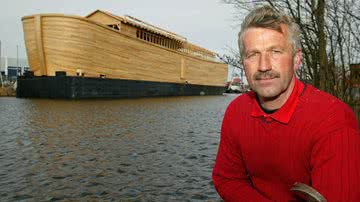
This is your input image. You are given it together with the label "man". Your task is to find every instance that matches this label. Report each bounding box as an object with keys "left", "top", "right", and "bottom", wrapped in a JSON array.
[{"left": 212, "top": 5, "right": 360, "bottom": 202}]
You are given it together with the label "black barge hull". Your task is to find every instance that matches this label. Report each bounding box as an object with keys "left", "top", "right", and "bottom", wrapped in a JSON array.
[{"left": 17, "top": 75, "right": 226, "bottom": 99}]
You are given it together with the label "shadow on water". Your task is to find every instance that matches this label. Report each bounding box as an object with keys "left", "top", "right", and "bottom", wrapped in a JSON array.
[{"left": 0, "top": 95, "right": 236, "bottom": 201}]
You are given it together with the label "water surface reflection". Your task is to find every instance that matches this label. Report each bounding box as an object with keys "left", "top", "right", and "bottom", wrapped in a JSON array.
[{"left": 0, "top": 96, "right": 235, "bottom": 201}]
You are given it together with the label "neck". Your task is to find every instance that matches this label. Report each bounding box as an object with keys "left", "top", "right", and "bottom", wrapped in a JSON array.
[{"left": 258, "top": 77, "right": 296, "bottom": 110}]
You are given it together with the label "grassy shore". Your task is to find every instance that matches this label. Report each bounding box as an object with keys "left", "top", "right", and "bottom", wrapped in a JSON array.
[{"left": 0, "top": 86, "right": 16, "bottom": 97}]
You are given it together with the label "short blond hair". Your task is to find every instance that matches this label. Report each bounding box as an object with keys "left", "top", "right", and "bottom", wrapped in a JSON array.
[{"left": 238, "top": 5, "right": 301, "bottom": 60}]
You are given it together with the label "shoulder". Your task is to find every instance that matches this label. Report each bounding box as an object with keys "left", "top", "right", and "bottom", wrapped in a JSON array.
[
  {"left": 222, "top": 92, "right": 255, "bottom": 122},
  {"left": 299, "top": 84, "right": 358, "bottom": 131},
  {"left": 226, "top": 91, "right": 255, "bottom": 113}
]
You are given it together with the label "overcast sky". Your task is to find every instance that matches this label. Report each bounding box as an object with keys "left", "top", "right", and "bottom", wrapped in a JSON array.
[{"left": 0, "top": 0, "right": 242, "bottom": 59}]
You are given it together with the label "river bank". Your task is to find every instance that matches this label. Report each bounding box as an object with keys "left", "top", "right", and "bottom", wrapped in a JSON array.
[{"left": 0, "top": 86, "right": 16, "bottom": 97}]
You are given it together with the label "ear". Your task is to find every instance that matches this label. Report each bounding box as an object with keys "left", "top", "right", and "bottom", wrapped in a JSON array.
[{"left": 293, "top": 49, "right": 302, "bottom": 72}]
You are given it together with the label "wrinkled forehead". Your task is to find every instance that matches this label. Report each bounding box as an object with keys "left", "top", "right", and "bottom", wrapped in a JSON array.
[
  {"left": 242, "top": 24, "right": 291, "bottom": 47},
  {"left": 244, "top": 23, "right": 289, "bottom": 38}
]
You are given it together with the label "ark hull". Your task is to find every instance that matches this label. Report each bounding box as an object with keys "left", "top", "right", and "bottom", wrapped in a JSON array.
[
  {"left": 21, "top": 11, "right": 228, "bottom": 99},
  {"left": 17, "top": 75, "right": 226, "bottom": 99}
]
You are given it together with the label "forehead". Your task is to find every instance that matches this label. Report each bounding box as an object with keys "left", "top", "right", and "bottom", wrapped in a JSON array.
[{"left": 242, "top": 26, "right": 290, "bottom": 50}]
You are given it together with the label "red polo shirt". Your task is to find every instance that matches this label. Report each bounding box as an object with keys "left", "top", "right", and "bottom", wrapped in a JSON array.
[
  {"left": 250, "top": 78, "right": 304, "bottom": 124},
  {"left": 212, "top": 79, "right": 360, "bottom": 202}
]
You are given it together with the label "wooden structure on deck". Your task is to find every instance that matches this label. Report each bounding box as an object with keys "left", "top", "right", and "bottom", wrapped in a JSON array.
[{"left": 21, "top": 10, "right": 227, "bottom": 87}]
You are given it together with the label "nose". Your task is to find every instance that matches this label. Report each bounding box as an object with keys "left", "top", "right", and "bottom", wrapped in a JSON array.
[{"left": 258, "top": 53, "right": 272, "bottom": 72}]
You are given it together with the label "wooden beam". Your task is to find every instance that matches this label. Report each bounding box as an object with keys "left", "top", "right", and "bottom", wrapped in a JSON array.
[{"left": 35, "top": 15, "right": 47, "bottom": 75}]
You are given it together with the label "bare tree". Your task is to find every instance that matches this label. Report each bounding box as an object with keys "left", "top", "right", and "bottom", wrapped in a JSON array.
[
  {"left": 217, "top": 46, "right": 246, "bottom": 81},
  {"left": 217, "top": 47, "right": 242, "bottom": 70}
]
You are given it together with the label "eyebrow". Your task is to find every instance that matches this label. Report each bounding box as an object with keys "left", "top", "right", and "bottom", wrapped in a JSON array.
[
  {"left": 245, "top": 45, "right": 284, "bottom": 54},
  {"left": 244, "top": 50, "right": 260, "bottom": 56},
  {"left": 266, "top": 45, "right": 285, "bottom": 51}
]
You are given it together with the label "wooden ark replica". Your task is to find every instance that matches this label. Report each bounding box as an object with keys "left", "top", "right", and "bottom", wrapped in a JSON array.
[{"left": 17, "top": 10, "right": 228, "bottom": 98}]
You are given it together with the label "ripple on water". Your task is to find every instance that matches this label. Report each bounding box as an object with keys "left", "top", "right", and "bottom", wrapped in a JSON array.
[{"left": 0, "top": 96, "right": 235, "bottom": 201}]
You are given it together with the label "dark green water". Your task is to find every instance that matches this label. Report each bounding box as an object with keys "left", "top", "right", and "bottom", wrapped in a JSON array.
[{"left": 0, "top": 95, "right": 236, "bottom": 201}]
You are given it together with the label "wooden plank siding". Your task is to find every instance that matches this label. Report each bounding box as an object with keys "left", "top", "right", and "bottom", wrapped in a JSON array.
[
  {"left": 22, "top": 14, "right": 227, "bottom": 87},
  {"left": 86, "top": 11, "right": 121, "bottom": 26}
]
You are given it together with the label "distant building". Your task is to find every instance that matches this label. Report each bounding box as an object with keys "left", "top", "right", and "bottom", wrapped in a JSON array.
[{"left": 0, "top": 57, "right": 29, "bottom": 80}]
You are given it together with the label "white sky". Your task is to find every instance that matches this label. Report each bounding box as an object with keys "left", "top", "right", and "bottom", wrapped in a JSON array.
[{"left": 0, "top": 0, "right": 241, "bottom": 59}]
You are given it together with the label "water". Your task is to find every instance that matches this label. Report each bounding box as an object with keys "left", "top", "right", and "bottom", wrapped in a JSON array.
[{"left": 0, "top": 95, "right": 236, "bottom": 201}]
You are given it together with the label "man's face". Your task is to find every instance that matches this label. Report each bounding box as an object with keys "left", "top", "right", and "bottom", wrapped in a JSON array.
[{"left": 242, "top": 26, "right": 301, "bottom": 100}]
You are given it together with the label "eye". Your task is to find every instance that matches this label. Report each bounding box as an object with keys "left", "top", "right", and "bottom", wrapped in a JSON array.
[
  {"left": 246, "top": 52, "right": 258, "bottom": 59},
  {"left": 271, "top": 49, "right": 282, "bottom": 54}
]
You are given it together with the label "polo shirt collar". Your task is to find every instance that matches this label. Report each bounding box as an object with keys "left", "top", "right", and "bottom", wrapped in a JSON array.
[{"left": 250, "top": 78, "right": 304, "bottom": 124}]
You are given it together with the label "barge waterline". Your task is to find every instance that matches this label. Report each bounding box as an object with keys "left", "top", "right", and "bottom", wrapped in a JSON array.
[{"left": 17, "top": 74, "right": 226, "bottom": 99}]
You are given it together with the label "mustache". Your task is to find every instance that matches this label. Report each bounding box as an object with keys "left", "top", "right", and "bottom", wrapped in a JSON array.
[{"left": 253, "top": 71, "right": 280, "bottom": 80}]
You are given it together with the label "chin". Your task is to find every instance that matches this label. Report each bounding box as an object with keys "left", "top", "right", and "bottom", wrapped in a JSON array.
[{"left": 254, "top": 88, "right": 281, "bottom": 99}]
